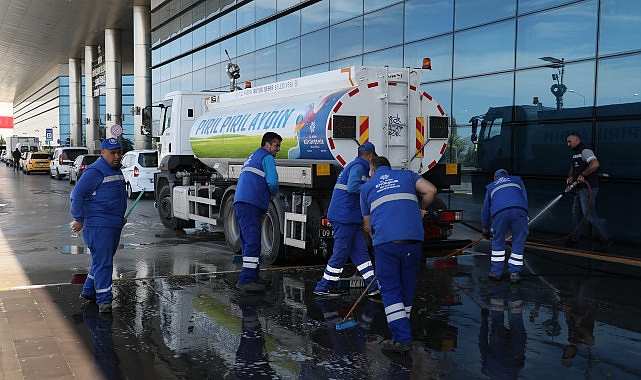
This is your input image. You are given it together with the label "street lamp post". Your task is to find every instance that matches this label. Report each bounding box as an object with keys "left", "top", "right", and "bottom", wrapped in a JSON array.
[
  {"left": 539, "top": 56, "right": 566, "bottom": 110},
  {"left": 568, "top": 89, "right": 585, "bottom": 106}
]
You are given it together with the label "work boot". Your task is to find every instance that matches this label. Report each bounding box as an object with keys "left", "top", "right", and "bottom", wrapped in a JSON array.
[
  {"left": 313, "top": 288, "right": 345, "bottom": 297},
  {"left": 380, "top": 339, "right": 412, "bottom": 353},
  {"left": 509, "top": 273, "right": 521, "bottom": 284},
  {"left": 236, "top": 281, "right": 266, "bottom": 293},
  {"left": 488, "top": 272, "right": 502, "bottom": 281},
  {"left": 98, "top": 303, "right": 112, "bottom": 314}
]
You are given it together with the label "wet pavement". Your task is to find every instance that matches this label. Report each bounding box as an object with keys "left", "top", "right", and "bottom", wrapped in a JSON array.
[{"left": 1, "top": 164, "right": 641, "bottom": 379}]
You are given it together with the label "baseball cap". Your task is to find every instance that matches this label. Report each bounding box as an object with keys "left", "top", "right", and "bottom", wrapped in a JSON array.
[
  {"left": 357, "top": 142, "right": 376, "bottom": 155},
  {"left": 494, "top": 169, "right": 508, "bottom": 177},
  {"left": 101, "top": 138, "right": 122, "bottom": 150}
]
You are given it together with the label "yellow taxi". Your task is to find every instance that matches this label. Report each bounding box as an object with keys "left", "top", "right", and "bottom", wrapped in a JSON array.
[{"left": 22, "top": 151, "right": 52, "bottom": 175}]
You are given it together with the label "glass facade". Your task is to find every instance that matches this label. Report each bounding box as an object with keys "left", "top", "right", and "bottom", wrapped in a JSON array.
[{"left": 150, "top": 0, "right": 641, "bottom": 242}]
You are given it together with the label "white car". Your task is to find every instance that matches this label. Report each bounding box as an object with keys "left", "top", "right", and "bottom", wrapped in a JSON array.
[
  {"left": 50, "top": 147, "right": 90, "bottom": 180},
  {"left": 120, "top": 149, "right": 159, "bottom": 199}
]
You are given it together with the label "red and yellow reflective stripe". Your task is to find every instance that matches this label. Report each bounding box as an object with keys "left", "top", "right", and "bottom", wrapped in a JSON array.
[
  {"left": 415, "top": 117, "right": 425, "bottom": 158},
  {"left": 359, "top": 116, "right": 369, "bottom": 144}
]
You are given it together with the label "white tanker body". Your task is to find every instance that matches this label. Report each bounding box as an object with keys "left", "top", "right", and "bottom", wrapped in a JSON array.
[{"left": 154, "top": 66, "right": 462, "bottom": 264}]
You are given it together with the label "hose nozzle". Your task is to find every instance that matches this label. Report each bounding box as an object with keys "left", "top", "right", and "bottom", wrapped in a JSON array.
[{"left": 563, "top": 181, "right": 578, "bottom": 195}]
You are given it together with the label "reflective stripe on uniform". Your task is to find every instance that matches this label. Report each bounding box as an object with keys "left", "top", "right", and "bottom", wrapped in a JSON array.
[
  {"left": 242, "top": 256, "right": 260, "bottom": 269},
  {"left": 103, "top": 174, "right": 125, "bottom": 183},
  {"left": 491, "top": 250, "right": 505, "bottom": 262},
  {"left": 385, "top": 302, "right": 408, "bottom": 323},
  {"left": 96, "top": 284, "right": 112, "bottom": 294},
  {"left": 334, "top": 183, "right": 347, "bottom": 190},
  {"left": 241, "top": 166, "right": 265, "bottom": 177},
  {"left": 490, "top": 182, "right": 521, "bottom": 199},
  {"left": 370, "top": 193, "right": 417, "bottom": 212}
]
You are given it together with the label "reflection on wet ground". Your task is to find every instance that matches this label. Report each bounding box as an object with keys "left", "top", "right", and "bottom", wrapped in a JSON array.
[{"left": 55, "top": 248, "right": 641, "bottom": 379}]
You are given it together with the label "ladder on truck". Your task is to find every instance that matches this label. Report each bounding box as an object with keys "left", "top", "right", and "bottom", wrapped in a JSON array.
[{"left": 382, "top": 66, "right": 413, "bottom": 169}]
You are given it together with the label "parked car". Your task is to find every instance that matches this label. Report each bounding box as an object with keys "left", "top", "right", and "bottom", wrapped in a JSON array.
[
  {"left": 21, "top": 151, "right": 51, "bottom": 175},
  {"left": 69, "top": 154, "right": 100, "bottom": 184},
  {"left": 0, "top": 150, "right": 6, "bottom": 164},
  {"left": 120, "top": 149, "right": 159, "bottom": 199},
  {"left": 50, "top": 147, "right": 90, "bottom": 180}
]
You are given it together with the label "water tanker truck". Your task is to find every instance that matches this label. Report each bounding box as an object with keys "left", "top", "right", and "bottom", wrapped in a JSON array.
[{"left": 153, "top": 66, "right": 462, "bottom": 264}]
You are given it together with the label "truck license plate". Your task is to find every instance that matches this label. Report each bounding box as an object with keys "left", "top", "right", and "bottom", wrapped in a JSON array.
[{"left": 319, "top": 228, "right": 333, "bottom": 238}]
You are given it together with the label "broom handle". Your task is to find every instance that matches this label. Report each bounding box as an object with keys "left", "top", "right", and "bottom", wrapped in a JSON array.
[
  {"left": 342, "top": 275, "right": 377, "bottom": 322},
  {"left": 124, "top": 188, "right": 146, "bottom": 219},
  {"left": 446, "top": 235, "right": 485, "bottom": 257}
]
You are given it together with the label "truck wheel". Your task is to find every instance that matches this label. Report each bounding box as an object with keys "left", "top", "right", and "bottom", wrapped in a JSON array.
[
  {"left": 261, "top": 202, "right": 285, "bottom": 265},
  {"left": 222, "top": 196, "right": 241, "bottom": 253},
  {"left": 157, "top": 183, "right": 193, "bottom": 230}
]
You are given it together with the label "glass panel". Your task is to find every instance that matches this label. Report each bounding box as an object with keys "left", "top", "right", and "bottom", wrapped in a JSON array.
[
  {"left": 330, "top": 1, "right": 363, "bottom": 24},
  {"left": 256, "top": 0, "right": 276, "bottom": 21},
  {"left": 453, "top": 20, "right": 515, "bottom": 77},
  {"left": 599, "top": 0, "right": 641, "bottom": 56},
  {"left": 596, "top": 54, "right": 641, "bottom": 107},
  {"left": 237, "top": 1, "right": 255, "bottom": 29},
  {"left": 193, "top": 68, "right": 206, "bottom": 91},
  {"left": 365, "top": 0, "right": 399, "bottom": 13},
  {"left": 518, "top": 0, "right": 577, "bottom": 15},
  {"left": 255, "top": 46, "right": 277, "bottom": 79},
  {"left": 237, "top": 53, "right": 255, "bottom": 84},
  {"left": 181, "top": 8, "right": 194, "bottom": 31},
  {"left": 277, "top": 11, "right": 300, "bottom": 42},
  {"left": 516, "top": 1, "right": 597, "bottom": 69},
  {"left": 237, "top": 29, "right": 256, "bottom": 56},
  {"left": 180, "top": 56, "right": 193, "bottom": 76},
  {"left": 192, "top": 25, "right": 207, "bottom": 49},
  {"left": 278, "top": 0, "right": 299, "bottom": 12},
  {"left": 596, "top": 118, "right": 641, "bottom": 179},
  {"left": 455, "top": 0, "right": 515, "bottom": 30},
  {"left": 207, "top": 62, "right": 223, "bottom": 90},
  {"left": 301, "top": 63, "right": 330, "bottom": 76},
  {"left": 515, "top": 61, "right": 595, "bottom": 110},
  {"left": 301, "top": 28, "right": 329, "bottom": 68},
  {"left": 193, "top": 49, "right": 206, "bottom": 71},
  {"left": 301, "top": 0, "right": 329, "bottom": 34},
  {"left": 330, "top": 56, "right": 363, "bottom": 70},
  {"left": 452, "top": 73, "right": 514, "bottom": 172},
  {"left": 276, "top": 70, "right": 301, "bottom": 81},
  {"left": 363, "top": 4, "right": 403, "bottom": 53},
  {"left": 256, "top": 22, "right": 276, "bottom": 49},
  {"left": 205, "top": 18, "right": 220, "bottom": 40},
  {"left": 404, "top": 0, "right": 453, "bottom": 42},
  {"left": 220, "top": 10, "right": 237, "bottom": 36},
  {"left": 363, "top": 46, "right": 402, "bottom": 68},
  {"left": 277, "top": 38, "right": 300, "bottom": 73},
  {"left": 330, "top": 18, "right": 363, "bottom": 61},
  {"left": 404, "top": 35, "right": 452, "bottom": 82},
  {"left": 220, "top": 36, "right": 237, "bottom": 62},
  {"left": 206, "top": 44, "right": 221, "bottom": 67}
]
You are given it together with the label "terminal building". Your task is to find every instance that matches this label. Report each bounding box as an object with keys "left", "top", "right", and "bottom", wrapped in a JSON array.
[{"left": 3, "top": 0, "right": 640, "bottom": 242}]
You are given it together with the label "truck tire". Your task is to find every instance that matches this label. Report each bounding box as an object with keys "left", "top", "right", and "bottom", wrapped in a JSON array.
[
  {"left": 127, "top": 183, "right": 138, "bottom": 200},
  {"left": 222, "top": 195, "right": 241, "bottom": 253},
  {"left": 157, "top": 183, "right": 193, "bottom": 230},
  {"left": 261, "top": 202, "right": 285, "bottom": 265}
]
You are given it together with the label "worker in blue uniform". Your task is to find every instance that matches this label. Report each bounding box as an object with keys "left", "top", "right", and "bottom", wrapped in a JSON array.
[
  {"left": 314, "top": 142, "right": 378, "bottom": 297},
  {"left": 71, "top": 138, "right": 127, "bottom": 314},
  {"left": 234, "top": 132, "right": 282, "bottom": 292},
  {"left": 481, "top": 169, "right": 529, "bottom": 284},
  {"left": 360, "top": 156, "right": 437, "bottom": 353}
]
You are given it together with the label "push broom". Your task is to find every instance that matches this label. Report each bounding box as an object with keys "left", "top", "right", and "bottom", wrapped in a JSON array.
[{"left": 336, "top": 275, "right": 377, "bottom": 331}]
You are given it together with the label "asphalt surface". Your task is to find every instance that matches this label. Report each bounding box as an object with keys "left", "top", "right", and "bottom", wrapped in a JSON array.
[{"left": 0, "top": 162, "right": 640, "bottom": 379}]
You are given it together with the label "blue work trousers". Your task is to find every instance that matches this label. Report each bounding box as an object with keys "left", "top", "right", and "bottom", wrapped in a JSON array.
[
  {"left": 315, "top": 221, "right": 376, "bottom": 292},
  {"left": 374, "top": 241, "right": 422, "bottom": 344},
  {"left": 235, "top": 202, "right": 262, "bottom": 284},
  {"left": 82, "top": 226, "right": 122, "bottom": 305},
  {"left": 571, "top": 187, "right": 609, "bottom": 240},
  {"left": 491, "top": 208, "right": 528, "bottom": 276}
]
